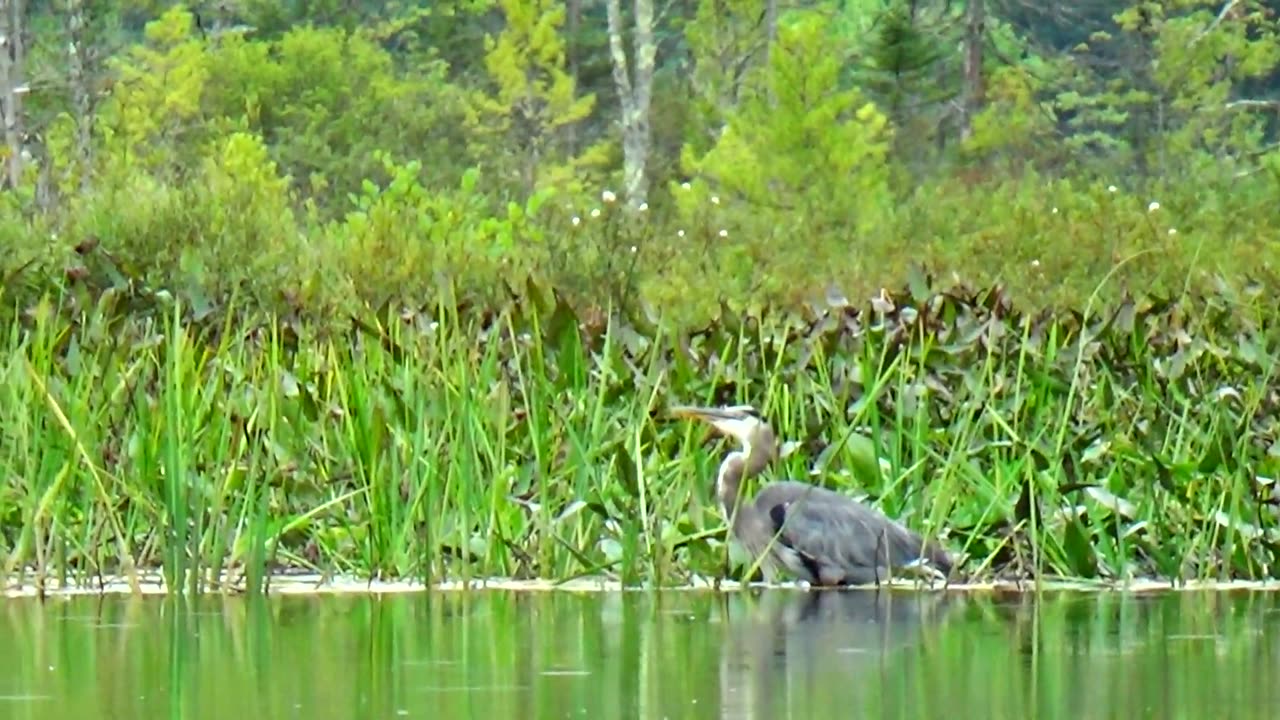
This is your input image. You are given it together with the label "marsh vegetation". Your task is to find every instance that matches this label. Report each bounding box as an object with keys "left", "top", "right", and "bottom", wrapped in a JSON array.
[{"left": 3, "top": 269, "right": 1279, "bottom": 594}]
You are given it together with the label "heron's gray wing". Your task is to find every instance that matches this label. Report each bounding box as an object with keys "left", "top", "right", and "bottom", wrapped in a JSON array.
[{"left": 755, "top": 481, "right": 950, "bottom": 585}]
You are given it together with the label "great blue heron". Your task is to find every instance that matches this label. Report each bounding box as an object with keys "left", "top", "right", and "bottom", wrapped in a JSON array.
[{"left": 669, "top": 404, "right": 953, "bottom": 587}]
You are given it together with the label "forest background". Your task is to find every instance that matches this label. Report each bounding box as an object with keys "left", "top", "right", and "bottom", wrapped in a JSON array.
[{"left": 1, "top": 0, "right": 1277, "bottom": 324}]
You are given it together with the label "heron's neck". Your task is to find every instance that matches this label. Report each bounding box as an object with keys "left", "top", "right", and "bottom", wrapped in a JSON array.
[
  {"left": 716, "top": 451, "right": 745, "bottom": 518},
  {"left": 718, "top": 442, "right": 770, "bottom": 518}
]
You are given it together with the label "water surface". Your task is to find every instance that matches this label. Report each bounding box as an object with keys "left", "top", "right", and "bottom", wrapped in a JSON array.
[{"left": 1, "top": 588, "right": 1276, "bottom": 719}]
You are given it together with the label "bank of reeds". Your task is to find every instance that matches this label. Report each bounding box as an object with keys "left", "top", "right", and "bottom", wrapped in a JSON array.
[{"left": 2, "top": 264, "right": 1278, "bottom": 596}]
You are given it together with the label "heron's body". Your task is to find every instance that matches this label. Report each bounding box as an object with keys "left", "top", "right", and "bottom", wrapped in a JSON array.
[
  {"left": 729, "top": 480, "right": 952, "bottom": 585},
  {"left": 670, "top": 404, "right": 952, "bottom": 586}
]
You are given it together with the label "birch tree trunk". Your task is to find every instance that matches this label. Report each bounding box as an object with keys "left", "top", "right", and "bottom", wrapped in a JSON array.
[
  {"left": 67, "top": 0, "right": 93, "bottom": 192},
  {"left": 0, "top": 0, "right": 27, "bottom": 190},
  {"left": 960, "top": 0, "right": 985, "bottom": 142},
  {"left": 604, "top": 0, "right": 656, "bottom": 208}
]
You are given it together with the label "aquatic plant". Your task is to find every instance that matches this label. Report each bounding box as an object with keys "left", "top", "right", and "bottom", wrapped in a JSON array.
[{"left": 1, "top": 264, "right": 1277, "bottom": 596}]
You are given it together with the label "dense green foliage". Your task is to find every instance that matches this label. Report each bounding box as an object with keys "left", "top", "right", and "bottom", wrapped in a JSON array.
[
  {"left": 2, "top": 276, "right": 1278, "bottom": 593},
  {"left": 1, "top": 1, "right": 1279, "bottom": 592},
  {"left": 2, "top": 1, "right": 1278, "bottom": 321}
]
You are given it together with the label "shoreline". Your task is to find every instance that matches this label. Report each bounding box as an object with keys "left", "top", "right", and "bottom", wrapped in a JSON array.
[{"left": 5, "top": 572, "right": 1280, "bottom": 599}]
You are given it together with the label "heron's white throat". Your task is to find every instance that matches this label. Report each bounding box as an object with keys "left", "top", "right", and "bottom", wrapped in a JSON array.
[{"left": 716, "top": 444, "right": 751, "bottom": 503}]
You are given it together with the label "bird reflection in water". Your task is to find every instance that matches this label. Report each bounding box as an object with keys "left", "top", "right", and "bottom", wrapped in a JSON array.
[{"left": 718, "top": 590, "right": 957, "bottom": 720}]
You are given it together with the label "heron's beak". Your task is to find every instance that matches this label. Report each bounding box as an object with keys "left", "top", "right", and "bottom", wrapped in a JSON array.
[
  {"left": 666, "top": 405, "right": 728, "bottom": 422},
  {"left": 666, "top": 405, "right": 747, "bottom": 441}
]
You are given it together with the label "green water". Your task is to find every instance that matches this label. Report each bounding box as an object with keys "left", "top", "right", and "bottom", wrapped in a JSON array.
[{"left": 1, "top": 589, "right": 1276, "bottom": 719}]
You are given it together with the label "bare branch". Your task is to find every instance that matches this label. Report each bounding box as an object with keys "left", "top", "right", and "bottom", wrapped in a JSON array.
[
  {"left": 1190, "top": 0, "right": 1240, "bottom": 48},
  {"left": 1225, "top": 99, "right": 1280, "bottom": 111}
]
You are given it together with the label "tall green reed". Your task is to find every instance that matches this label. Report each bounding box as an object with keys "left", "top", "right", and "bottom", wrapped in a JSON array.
[{"left": 1, "top": 275, "right": 1277, "bottom": 594}]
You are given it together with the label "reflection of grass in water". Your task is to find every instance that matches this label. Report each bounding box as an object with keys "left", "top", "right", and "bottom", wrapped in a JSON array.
[
  {"left": 0, "top": 265, "right": 1277, "bottom": 595},
  {"left": 0, "top": 590, "right": 1276, "bottom": 719}
]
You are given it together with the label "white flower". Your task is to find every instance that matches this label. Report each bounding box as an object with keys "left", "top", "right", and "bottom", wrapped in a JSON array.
[
  {"left": 1031, "top": 259, "right": 1041, "bottom": 268},
  {"left": 1108, "top": 185, "right": 1117, "bottom": 193},
  {"left": 1051, "top": 207, "right": 1059, "bottom": 214},
  {"left": 630, "top": 245, "right": 637, "bottom": 253},
  {"left": 602, "top": 189, "right": 617, "bottom": 203},
  {"left": 590, "top": 208, "right": 601, "bottom": 218},
  {"left": 571, "top": 216, "right": 581, "bottom": 226},
  {"left": 677, "top": 230, "right": 685, "bottom": 238},
  {"left": 638, "top": 202, "right": 648, "bottom": 212},
  {"left": 1148, "top": 201, "right": 1160, "bottom": 212},
  {"left": 710, "top": 195, "right": 720, "bottom": 205},
  {"left": 681, "top": 182, "right": 692, "bottom": 191},
  {"left": 1168, "top": 228, "right": 1178, "bottom": 236},
  {"left": 718, "top": 229, "right": 728, "bottom": 237}
]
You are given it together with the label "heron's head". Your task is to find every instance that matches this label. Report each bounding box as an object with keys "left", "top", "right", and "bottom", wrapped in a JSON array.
[{"left": 667, "top": 404, "right": 777, "bottom": 458}]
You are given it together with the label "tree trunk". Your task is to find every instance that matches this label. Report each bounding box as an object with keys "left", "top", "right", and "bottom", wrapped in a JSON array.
[
  {"left": 763, "top": 0, "right": 777, "bottom": 67},
  {"left": 960, "top": 0, "right": 985, "bottom": 142},
  {"left": 604, "top": 0, "right": 656, "bottom": 208},
  {"left": 0, "top": 0, "right": 27, "bottom": 190},
  {"left": 566, "top": 0, "right": 580, "bottom": 155},
  {"left": 67, "top": 0, "right": 93, "bottom": 192}
]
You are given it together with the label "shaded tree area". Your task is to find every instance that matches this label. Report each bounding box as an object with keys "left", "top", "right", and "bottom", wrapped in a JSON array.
[{"left": 1, "top": 0, "right": 1278, "bottom": 322}]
